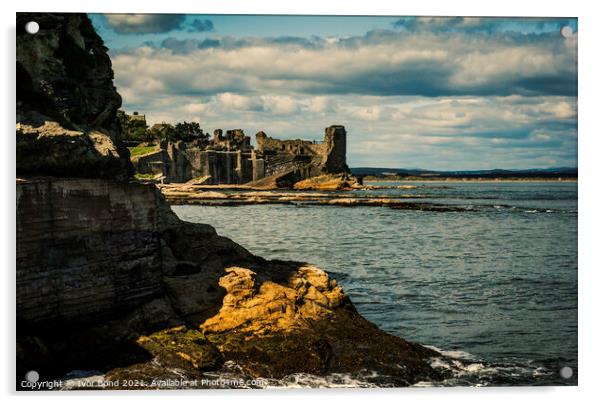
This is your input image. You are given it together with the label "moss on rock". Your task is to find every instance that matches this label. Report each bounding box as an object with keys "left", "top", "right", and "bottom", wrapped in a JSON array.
[{"left": 135, "top": 326, "right": 223, "bottom": 372}]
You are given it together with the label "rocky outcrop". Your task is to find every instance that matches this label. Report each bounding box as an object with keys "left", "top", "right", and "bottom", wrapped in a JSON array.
[
  {"left": 199, "top": 265, "right": 439, "bottom": 383},
  {"left": 293, "top": 173, "right": 362, "bottom": 191},
  {"left": 15, "top": 177, "right": 255, "bottom": 327},
  {"left": 15, "top": 177, "right": 254, "bottom": 378},
  {"left": 16, "top": 13, "right": 132, "bottom": 178},
  {"left": 16, "top": 12, "right": 442, "bottom": 388},
  {"left": 16, "top": 177, "right": 442, "bottom": 386},
  {"left": 17, "top": 114, "right": 132, "bottom": 179},
  {"left": 104, "top": 257, "right": 441, "bottom": 386}
]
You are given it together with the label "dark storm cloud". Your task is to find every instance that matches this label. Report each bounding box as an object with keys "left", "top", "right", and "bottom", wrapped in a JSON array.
[
  {"left": 187, "top": 19, "right": 214, "bottom": 33},
  {"left": 103, "top": 14, "right": 216, "bottom": 35},
  {"left": 104, "top": 14, "right": 187, "bottom": 34},
  {"left": 157, "top": 35, "right": 326, "bottom": 54}
]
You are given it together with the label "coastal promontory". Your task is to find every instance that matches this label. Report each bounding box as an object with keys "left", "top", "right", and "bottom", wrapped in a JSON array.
[{"left": 16, "top": 12, "right": 443, "bottom": 388}]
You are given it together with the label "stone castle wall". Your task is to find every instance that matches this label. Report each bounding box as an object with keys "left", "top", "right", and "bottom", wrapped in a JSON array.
[
  {"left": 256, "top": 125, "right": 349, "bottom": 179},
  {"left": 133, "top": 143, "right": 261, "bottom": 184},
  {"left": 132, "top": 126, "right": 348, "bottom": 185},
  {"left": 322, "top": 125, "right": 349, "bottom": 173}
]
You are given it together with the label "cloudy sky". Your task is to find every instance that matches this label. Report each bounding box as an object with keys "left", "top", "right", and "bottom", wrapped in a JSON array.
[{"left": 90, "top": 14, "right": 578, "bottom": 170}]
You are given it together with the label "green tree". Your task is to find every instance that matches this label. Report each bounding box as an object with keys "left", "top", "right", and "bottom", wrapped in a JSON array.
[
  {"left": 117, "top": 110, "right": 150, "bottom": 142},
  {"left": 174, "top": 121, "right": 207, "bottom": 142}
]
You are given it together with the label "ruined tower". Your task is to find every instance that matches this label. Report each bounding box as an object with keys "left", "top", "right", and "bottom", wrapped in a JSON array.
[{"left": 322, "top": 125, "right": 349, "bottom": 174}]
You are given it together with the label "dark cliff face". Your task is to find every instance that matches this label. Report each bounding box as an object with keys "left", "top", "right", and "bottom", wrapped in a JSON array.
[
  {"left": 16, "top": 12, "right": 132, "bottom": 179},
  {"left": 16, "top": 177, "right": 257, "bottom": 330},
  {"left": 16, "top": 177, "right": 259, "bottom": 379},
  {"left": 17, "top": 13, "right": 120, "bottom": 131}
]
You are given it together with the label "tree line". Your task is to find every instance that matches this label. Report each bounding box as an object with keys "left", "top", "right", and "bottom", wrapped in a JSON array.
[{"left": 117, "top": 110, "right": 209, "bottom": 143}]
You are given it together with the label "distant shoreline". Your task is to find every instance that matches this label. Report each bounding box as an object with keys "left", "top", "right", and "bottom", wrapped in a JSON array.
[{"left": 363, "top": 177, "right": 577, "bottom": 183}]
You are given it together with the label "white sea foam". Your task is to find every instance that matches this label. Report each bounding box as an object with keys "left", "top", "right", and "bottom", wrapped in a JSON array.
[
  {"left": 265, "top": 372, "right": 380, "bottom": 389},
  {"left": 57, "top": 350, "right": 556, "bottom": 390},
  {"left": 61, "top": 370, "right": 107, "bottom": 390},
  {"left": 424, "top": 345, "right": 475, "bottom": 360},
  {"left": 412, "top": 345, "right": 556, "bottom": 387}
]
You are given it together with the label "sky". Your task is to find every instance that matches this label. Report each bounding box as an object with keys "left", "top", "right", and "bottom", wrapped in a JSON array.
[{"left": 89, "top": 14, "right": 578, "bottom": 170}]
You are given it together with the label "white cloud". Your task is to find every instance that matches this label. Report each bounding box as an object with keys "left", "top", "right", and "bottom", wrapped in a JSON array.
[
  {"left": 111, "top": 29, "right": 576, "bottom": 101},
  {"left": 261, "top": 95, "right": 300, "bottom": 115},
  {"left": 356, "top": 106, "right": 382, "bottom": 121},
  {"left": 308, "top": 96, "right": 335, "bottom": 113},
  {"left": 216, "top": 93, "right": 263, "bottom": 111}
]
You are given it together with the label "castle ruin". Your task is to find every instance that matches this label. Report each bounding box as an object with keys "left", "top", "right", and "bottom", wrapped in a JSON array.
[{"left": 133, "top": 125, "right": 349, "bottom": 186}]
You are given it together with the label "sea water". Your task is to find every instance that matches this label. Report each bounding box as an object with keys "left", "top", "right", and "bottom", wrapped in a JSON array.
[{"left": 173, "top": 181, "right": 578, "bottom": 386}]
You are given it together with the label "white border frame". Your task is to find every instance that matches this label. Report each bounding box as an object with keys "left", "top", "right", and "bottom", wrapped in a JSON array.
[{"left": 3, "top": 1, "right": 599, "bottom": 403}]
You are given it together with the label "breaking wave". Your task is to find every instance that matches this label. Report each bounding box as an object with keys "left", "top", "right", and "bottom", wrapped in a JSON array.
[{"left": 413, "top": 346, "right": 561, "bottom": 387}]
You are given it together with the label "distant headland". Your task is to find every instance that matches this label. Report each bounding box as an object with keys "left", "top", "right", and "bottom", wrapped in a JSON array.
[{"left": 352, "top": 167, "right": 578, "bottom": 182}]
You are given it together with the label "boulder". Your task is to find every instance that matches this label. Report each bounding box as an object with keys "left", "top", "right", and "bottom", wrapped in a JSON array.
[{"left": 293, "top": 173, "right": 362, "bottom": 191}]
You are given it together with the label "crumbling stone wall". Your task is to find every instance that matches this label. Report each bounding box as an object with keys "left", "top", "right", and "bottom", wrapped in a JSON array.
[
  {"left": 322, "top": 125, "right": 349, "bottom": 173},
  {"left": 256, "top": 131, "right": 320, "bottom": 155},
  {"left": 134, "top": 144, "right": 259, "bottom": 185},
  {"left": 133, "top": 150, "right": 165, "bottom": 175},
  {"left": 132, "top": 126, "right": 348, "bottom": 185},
  {"left": 256, "top": 125, "right": 349, "bottom": 178}
]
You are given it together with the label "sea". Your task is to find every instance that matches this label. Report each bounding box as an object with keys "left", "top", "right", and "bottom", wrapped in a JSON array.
[{"left": 171, "top": 181, "right": 578, "bottom": 387}]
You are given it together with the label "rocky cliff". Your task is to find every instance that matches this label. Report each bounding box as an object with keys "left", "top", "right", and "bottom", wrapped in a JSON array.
[
  {"left": 17, "top": 13, "right": 132, "bottom": 178},
  {"left": 17, "top": 177, "right": 440, "bottom": 386},
  {"left": 16, "top": 13, "right": 441, "bottom": 388}
]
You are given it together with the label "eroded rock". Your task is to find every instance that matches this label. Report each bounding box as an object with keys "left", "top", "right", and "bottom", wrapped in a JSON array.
[
  {"left": 17, "top": 114, "right": 132, "bottom": 178},
  {"left": 202, "top": 265, "right": 344, "bottom": 335},
  {"left": 195, "top": 264, "right": 441, "bottom": 384},
  {"left": 16, "top": 13, "right": 132, "bottom": 178}
]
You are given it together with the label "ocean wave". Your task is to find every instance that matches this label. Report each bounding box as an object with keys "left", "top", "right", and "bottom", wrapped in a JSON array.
[
  {"left": 204, "top": 361, "right": 383, "bottom": 389},
  {"left": 423, "top": 345, "right": 475, "bottom": 360},
  {"left": 58, "top": 352, "right": 568, "bottom": 389},
  {"left": 413, "top": 345, "right": 559, "bottom": 387},
  {"left": 60, "top": 370, "right": 106, "bottom": 390}
]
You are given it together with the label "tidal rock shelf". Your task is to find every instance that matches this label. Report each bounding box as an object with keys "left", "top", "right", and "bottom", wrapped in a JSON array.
[{"left": 159, "top": 187, "right": 468, "bottom": 212}]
